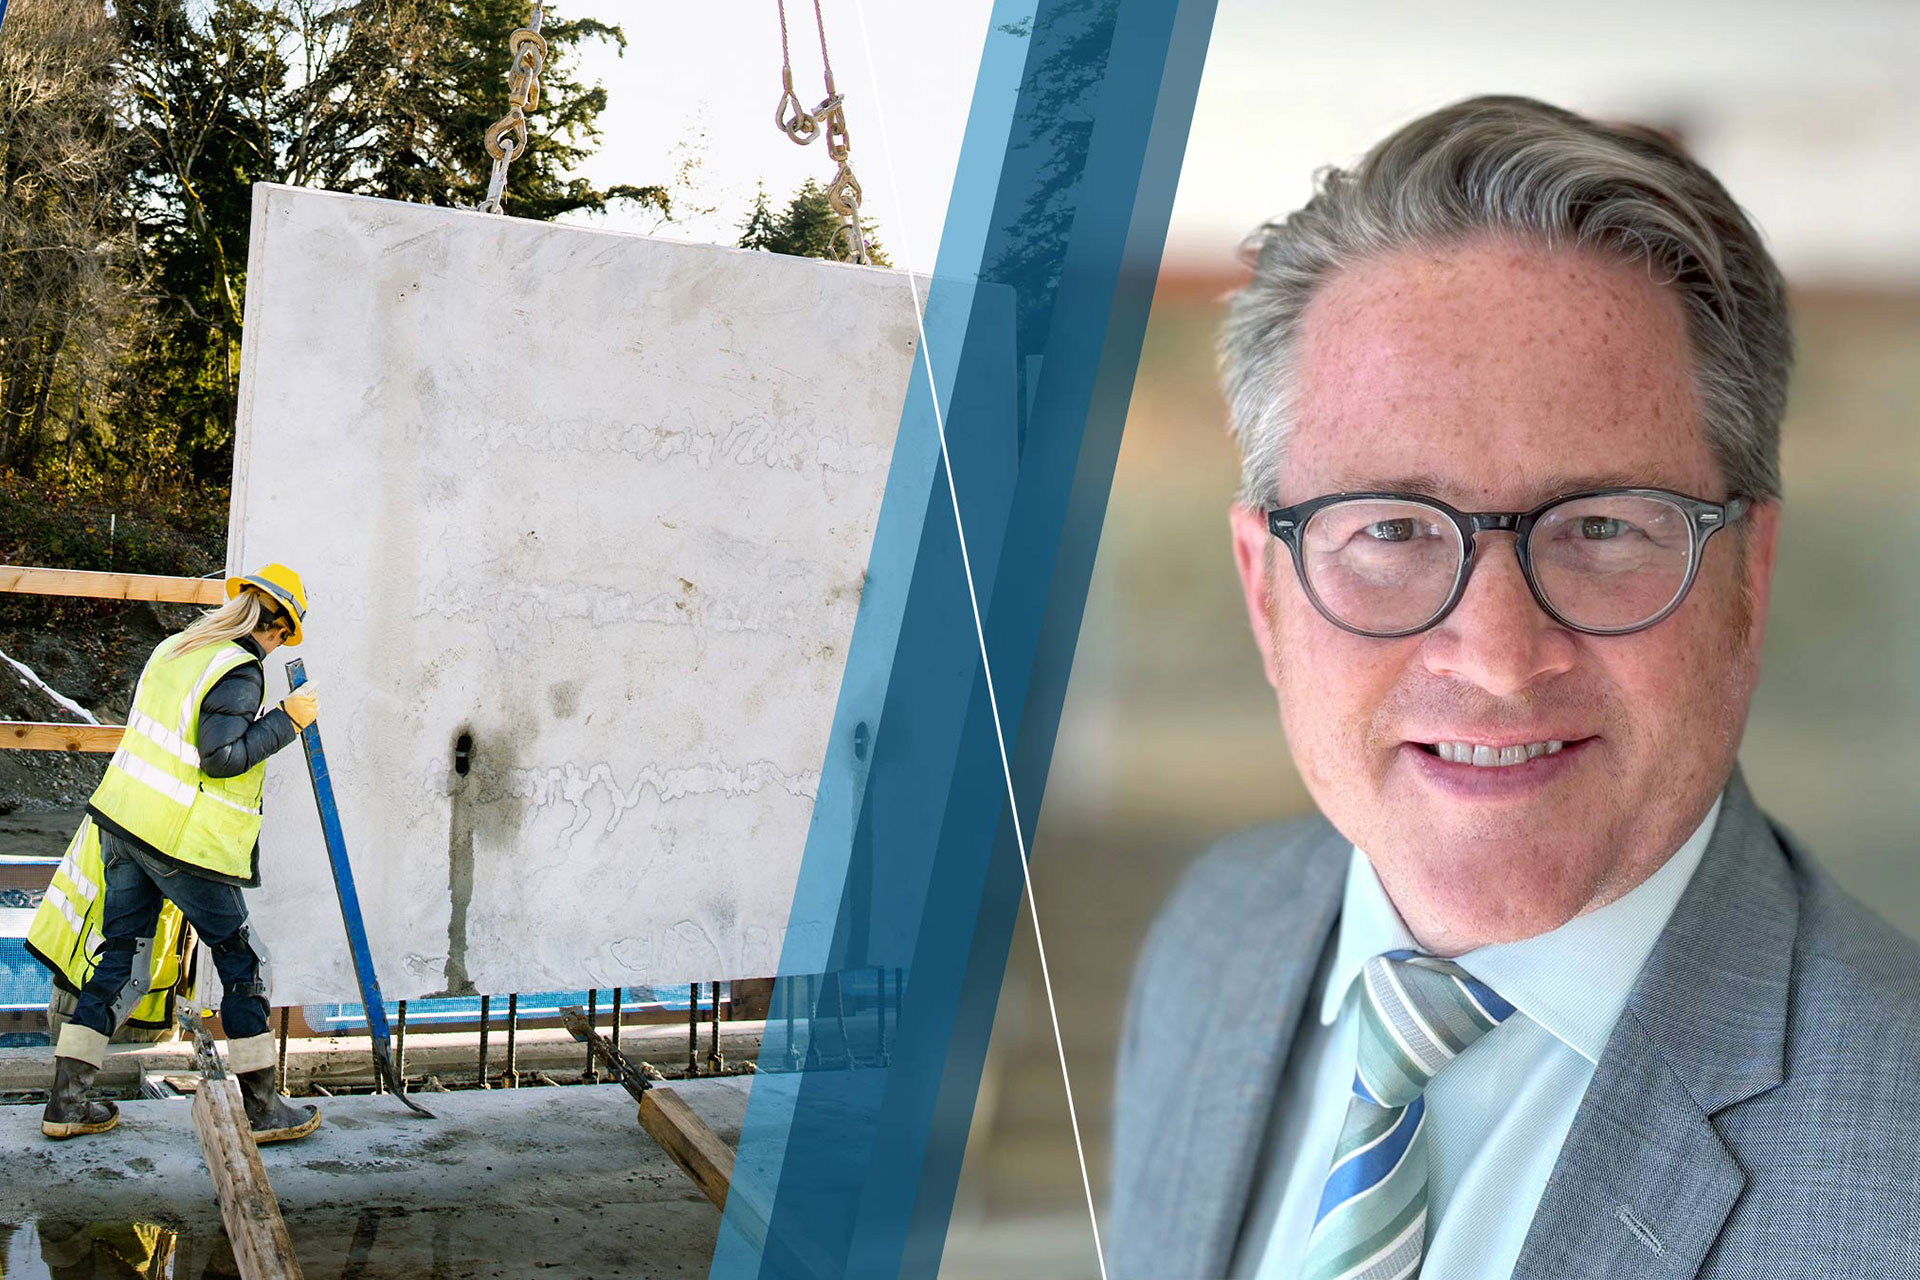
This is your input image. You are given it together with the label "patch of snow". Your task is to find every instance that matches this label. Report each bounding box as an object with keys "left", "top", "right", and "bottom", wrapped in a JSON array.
[{"left": 0, "top": 648, "right": 100, "bottom": 725}]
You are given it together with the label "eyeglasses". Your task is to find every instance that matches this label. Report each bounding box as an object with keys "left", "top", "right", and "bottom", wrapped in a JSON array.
[{"left": 1265, "top": 487, "right": 1748, "bottom": 638}]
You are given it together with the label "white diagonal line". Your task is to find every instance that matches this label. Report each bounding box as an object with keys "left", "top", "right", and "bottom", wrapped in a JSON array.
[
  {"left": 1336, "top": 1208, "right": 1426, "bottom": 1280},
  {"left": 1308, "top": 1108, "right": 1426, "bottom": 1244},
  {"left": 1364, "top": 961, "right": 1440, "bottom": 1077},
  {"left": 1353, "top": 1060, "right": 1387, "bottom": 1106},
  {"left": 1453, "top": 973, "right": 1503, "bottom": 1027},
  {"left": 1325, "top": 1101, "right": 1414, "bottom": 1182},
  {"left": 1378, "top": 962, "right": 1454, "bottom": 1070},
  {"left": 850, "top": 10, "right": 1107, "bottom": 1279}
]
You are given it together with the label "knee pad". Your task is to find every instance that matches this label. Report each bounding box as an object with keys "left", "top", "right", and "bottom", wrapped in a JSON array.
[
  {"left": 106, "top": 937, "right": 156, "bottom": 1025},
  {"left": 209, "top": 924, "right": 273, "bottom": 1002},
  {"left": 210, "top": 925, "right": 254, "bottom": 957},
  {"left": 99, "top": 936, "right": 139, "bottom": 957}
]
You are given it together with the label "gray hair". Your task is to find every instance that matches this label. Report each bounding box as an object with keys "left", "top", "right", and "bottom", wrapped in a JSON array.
[{"left": 1221, "top": 95, "right": 1793, "bottom": 508}]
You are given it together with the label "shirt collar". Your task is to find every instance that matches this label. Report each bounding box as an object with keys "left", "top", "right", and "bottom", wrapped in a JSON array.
[
  {"left": 1320, "top": 847, "right": 1418, "bottom": 1025},
  {"left": 1321, "top": 795, "right": 1723, "bottom": 1067}
]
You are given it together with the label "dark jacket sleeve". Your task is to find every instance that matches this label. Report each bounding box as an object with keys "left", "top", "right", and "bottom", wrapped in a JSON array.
[{"left": 197, "top": 662, "right": 299, "bottom": 778}]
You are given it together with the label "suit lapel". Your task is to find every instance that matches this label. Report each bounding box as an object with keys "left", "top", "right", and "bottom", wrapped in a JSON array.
[
  {"left": 1155, "top": 824, "right": 1349, "bottom": 1280},
  {"left": 1515, "top": 771, "right": 1797, "bottom": 1278}
]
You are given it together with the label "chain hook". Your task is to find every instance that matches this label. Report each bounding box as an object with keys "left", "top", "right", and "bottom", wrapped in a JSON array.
[
  {"left": 776, "top": 68, "right": 818, "bottom": 144},
  {"left": 826, "top": 159, "right": 868, "bottom": 264},
  {"left": 773, "top": 0, "right": 871, "bottom": 265},
  {"left": 472, "top": 1, "right": 546, "bottom": 215}
]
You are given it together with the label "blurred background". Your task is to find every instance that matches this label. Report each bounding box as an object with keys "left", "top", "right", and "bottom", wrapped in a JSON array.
[{"left": 937, "top": 1, "right": 1920, "bottom": 1276}]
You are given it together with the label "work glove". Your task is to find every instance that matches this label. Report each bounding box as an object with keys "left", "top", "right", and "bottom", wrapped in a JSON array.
[{"left": 280, "top": 688, "right": 319, "bottom": 730}]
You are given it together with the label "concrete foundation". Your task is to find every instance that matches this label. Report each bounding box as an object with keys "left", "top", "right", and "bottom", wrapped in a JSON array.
[{"left": 0, "top": 1077, "right": 753, "bottom": 1278}]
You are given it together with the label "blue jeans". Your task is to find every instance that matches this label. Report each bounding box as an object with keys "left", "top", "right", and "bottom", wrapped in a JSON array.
[{"left": 70, "top": 829, "right": 271, "bottom": 1041}]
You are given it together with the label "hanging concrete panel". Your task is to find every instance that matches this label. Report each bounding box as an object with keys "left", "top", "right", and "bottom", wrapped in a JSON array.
[{"left": 228, "top": 185, "right": 924, "bottom": 1005}]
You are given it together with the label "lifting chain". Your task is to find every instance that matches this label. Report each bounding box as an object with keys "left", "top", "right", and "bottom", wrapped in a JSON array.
[
  {"left": 477, "top": 0, "right": 549, "bottom": 215},
  {"left": 774, "top": 0, "right": 869, "bottom": 265}
]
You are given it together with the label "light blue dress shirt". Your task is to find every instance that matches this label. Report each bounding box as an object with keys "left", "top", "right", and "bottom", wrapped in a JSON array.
[{"left": 1235, "top": 797, "right": 1723, "bottom": 1279}]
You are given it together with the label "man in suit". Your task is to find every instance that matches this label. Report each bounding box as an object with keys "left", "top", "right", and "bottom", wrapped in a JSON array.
[{"left": 1111, "top": 95, "right": 1920, "bottom": 1279}]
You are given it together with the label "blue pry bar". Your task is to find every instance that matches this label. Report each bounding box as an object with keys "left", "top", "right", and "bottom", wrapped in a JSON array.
[{"left": 286, "top": 658, "right": 433, "bottom": 1118}]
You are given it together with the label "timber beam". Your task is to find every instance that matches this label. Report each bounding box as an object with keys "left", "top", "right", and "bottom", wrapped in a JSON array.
[
  {"left": 0, "top": 564, "right": 224, "bottom": 605},
  {"left": 560, "top": 1006, "right": 834, "bottom": 1280},
  {"left": 2, "top": 721, "right": 123, "bottom": 752},
  {"left": 191, "top": 1078, "right": 306, "bottom": 1280},
  {"left": 182, "top": 1009, "right": 305, "bottom": 1280}
]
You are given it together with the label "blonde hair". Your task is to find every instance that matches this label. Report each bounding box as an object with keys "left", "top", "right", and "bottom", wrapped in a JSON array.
[{"left": 173, "top": 590, "right": 289, "bottom": 657}]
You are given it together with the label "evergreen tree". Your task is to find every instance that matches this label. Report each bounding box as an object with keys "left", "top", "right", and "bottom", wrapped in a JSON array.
[
  {"left": 285, "top": 0, "right": 668, "bottom": 219},
  {"left": 737, "top": 178, "right": 891, "bottom": 267},
  {"left": 104, "top": 0, "right": 667, "bottom": 487},
  {"left": 737, "top": 182, "right": 781, "bottom": 252}
]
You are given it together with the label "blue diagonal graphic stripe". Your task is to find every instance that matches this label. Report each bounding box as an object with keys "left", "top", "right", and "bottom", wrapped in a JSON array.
[{"left": 710, "top": 2, "right": 1219, "bottom": 1277}]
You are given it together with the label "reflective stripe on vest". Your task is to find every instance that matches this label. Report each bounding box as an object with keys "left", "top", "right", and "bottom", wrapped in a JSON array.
[
  {"left": 88, "top": 634, "right": 266, "bottom": 880},
  {"left": 42, "top": 881, "right": 88, "bottom": 936},
  {"left": 24, "top": 817, "right": 184, "bottom": 1029},
  {"left": 127, "top": 706, "right": 198, "bottom": 770}
]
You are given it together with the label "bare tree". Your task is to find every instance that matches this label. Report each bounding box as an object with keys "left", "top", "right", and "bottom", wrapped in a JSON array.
[{"left": 0, "top": 0, "right": 145, "bottom": 475}]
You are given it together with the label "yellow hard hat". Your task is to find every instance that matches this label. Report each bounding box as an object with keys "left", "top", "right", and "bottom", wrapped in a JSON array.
[{"left": 226, "top": 563, "right": 308, "bottom": 646}]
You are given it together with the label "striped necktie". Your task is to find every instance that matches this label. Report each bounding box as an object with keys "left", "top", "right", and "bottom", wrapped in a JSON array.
[{"left": 1301, "top": 948, "right": 1517, "bottom": 1280}]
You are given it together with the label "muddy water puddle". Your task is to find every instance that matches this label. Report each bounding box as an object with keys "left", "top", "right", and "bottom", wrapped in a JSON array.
[{"left": 0, "top": 1206, "right": 636, "bottom": 1279}]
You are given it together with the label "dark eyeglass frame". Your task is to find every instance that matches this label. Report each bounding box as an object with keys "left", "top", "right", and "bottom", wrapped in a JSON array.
[{"left": 1265, "top": 486, "right": 1750, "bottom": 639}]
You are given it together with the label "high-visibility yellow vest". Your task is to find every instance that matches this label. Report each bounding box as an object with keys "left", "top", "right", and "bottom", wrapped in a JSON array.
[
  {"left": 24, "top": 816, "right": 186, "bottom": 1029},
  {"left": 88, "top": 634, "right": 266, "bottom": 880}
]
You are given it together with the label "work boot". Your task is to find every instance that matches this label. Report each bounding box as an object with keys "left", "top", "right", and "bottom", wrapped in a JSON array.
[
  {"left": 42, "top": 1056, "right": 120, "bottom": 1140},
  {"left": 236, "top": 1067, "right": 321, "bottom": 1144}
]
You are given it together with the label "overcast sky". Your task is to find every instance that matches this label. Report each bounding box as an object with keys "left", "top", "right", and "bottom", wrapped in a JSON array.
[
  {"left": 555, "top": 0, "right": 1920, "bottom": 284},
  {"left": 552, "top": 1, "right": 988, "bottom": 276}
]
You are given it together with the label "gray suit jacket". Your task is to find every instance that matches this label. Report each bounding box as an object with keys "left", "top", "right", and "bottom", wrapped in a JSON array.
[{"left": 1110, "top": 771, "right": 1920, "bottom": 1278}]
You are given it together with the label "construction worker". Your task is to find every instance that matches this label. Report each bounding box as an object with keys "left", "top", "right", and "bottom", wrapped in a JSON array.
[{"left": 39, "top": 564, "right": 322, "bottom": 1144}]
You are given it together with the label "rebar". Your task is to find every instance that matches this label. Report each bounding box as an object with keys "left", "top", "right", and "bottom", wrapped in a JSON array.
[
  {"left": 478, "top": 995, "right": 492, "bottom": 1088},
  {"left": 785, "top": 975, "right": 801, "bottom": 1071},
  {"left": 584, "top": 989, "right": 600, "bottom": 1082},
  {"left": 688, "top": 982, "right": 700, "bottom": 1076},
  {"left": 506, "top": 993, "right": 519, "bottom": 1087}
]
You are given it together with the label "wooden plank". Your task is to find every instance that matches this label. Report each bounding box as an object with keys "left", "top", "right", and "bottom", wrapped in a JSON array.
[
  {"left": 562, "top": 1006, "right": 738, "bottom": 1205},
  {"left": 0, "top": 564, "right": 224, "bottom": 605},
  {"left": 556, "top": 1005, "right": 829, "bottom": 1278},
  {"left": 634, "top": 1088, "right": 837, "bottom": 1279},
  {"left": 0, "top": 721, "right": 123, "bottom": 752},
  {"left": 190, "top": 1077, "right": 306, "bottom": 1280},
  {"left": 637, "top": 1087, "right": 735, "bottom": 1210}
]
